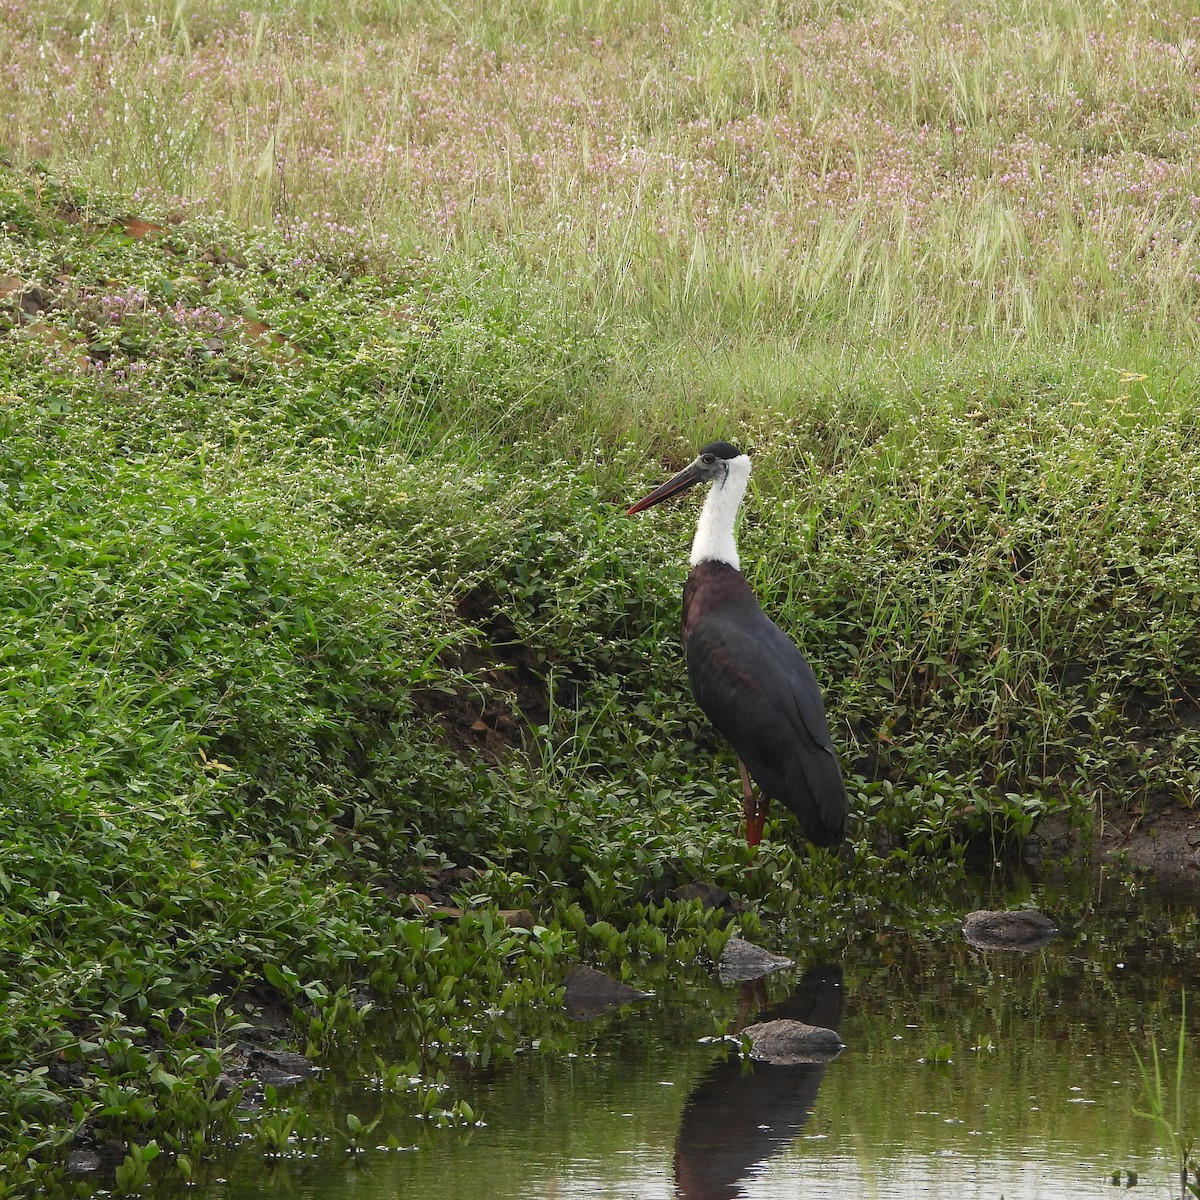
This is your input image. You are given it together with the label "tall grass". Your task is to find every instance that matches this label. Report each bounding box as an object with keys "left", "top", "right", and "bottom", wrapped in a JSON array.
[{"left": 4, "top": 0, "right": 1200, "bottom": 363}]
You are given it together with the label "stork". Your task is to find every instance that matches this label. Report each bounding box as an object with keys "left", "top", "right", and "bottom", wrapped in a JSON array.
[{"left": 627, "top": 441, "right": 848, "bottom": 848}]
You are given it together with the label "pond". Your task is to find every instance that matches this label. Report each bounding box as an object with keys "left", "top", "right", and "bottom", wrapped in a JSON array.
[{"left": 148, "top": 871, "right": 1200, "bottom": 1200}]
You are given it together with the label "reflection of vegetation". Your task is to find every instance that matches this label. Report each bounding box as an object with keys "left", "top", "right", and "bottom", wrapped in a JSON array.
[
  {"left": 1135, "top": 994, "right": 1200, "bottom": 1199},
  {"left": 250, "top": 1087, "right": 309, "bottom": 1158}
]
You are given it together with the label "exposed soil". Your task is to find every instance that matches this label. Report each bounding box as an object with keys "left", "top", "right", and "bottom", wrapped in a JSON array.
[
  {"left": 1024, "top": 794, "right": 1200, "bottom": 884},
  {"left": 413, "top": 585, "right": 553, "bottom": 762}
]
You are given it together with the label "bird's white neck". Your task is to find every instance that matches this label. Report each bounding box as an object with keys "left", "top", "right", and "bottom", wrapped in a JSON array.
[{"left": 690, "top": 455, "right": 751, "bottom": 570}]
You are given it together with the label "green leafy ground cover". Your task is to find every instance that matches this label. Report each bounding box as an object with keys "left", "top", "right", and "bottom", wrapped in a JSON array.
[
  {"left": 2, "top": 0, "right": 1200, "bottom": 1191},
  {"left": 2, "top": 163, "right": 1198, "bottom": 1196}
]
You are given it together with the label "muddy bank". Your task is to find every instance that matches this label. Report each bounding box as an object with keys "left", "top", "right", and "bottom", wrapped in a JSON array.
[{"left": 1025, "top": 796, "right": 1200, "bottom": 883}]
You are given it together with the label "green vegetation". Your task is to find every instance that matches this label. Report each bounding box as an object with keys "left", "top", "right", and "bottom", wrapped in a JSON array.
[{"left": 2, "top": 0, "right": 1199, "bottom": 1193}]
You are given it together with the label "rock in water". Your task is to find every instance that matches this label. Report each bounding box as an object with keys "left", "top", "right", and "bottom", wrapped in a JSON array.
[
  {"left": 563, "top": 965, "right": 649, "bottom": 1020},
  {"left": 962, "top": 909, "right": 1058, "bottom": 951},
  {"left": 247, "top": 1048, "right": 317, "bottom": 1090},
  {"left": 718, "top": 937, "right": 795, "bottom": 983},
  {"left": 741, "top": 1019, "right": 845, "bottom": 1064}
]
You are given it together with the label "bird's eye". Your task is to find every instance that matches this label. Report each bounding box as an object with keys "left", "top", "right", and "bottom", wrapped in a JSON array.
[{"left": 701, "top": 453, "right": 715, "bottom": 465}]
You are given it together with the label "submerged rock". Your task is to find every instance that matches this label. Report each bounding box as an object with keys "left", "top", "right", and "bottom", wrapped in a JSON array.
[
  {"left": 718, "top": 937, "right": 795, "bottom": 983},
  {"left": 741, "top": 1019, "right": 845, "bottom": 1064},
  {"left": 66, "top": 1150, "right": 102, "bottom": 1175},
  {"left": 66, "top": 1139, "right": 127, "bottom": 1174},
  {"left": 563, "top": 965, "right": 649, "bottom": 1020},
  {"left": 962, "top": 909, "right": 1058, "bottom": 951},
  {"left": 247, "top": 1048, "right": 317, "bottom": 1089}
]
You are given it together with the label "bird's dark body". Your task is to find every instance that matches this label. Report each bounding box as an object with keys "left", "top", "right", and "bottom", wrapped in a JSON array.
[{"left": 683, "top": 561, "right": 847, "bottom": 846}]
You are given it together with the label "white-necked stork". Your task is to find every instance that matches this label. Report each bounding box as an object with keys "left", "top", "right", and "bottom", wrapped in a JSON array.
[{"left": 627, "top": 441, "right": 848, "bottom": 849}]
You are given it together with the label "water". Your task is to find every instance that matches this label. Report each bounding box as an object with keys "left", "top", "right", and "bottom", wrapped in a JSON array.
[{"left": 165, "top": 873, "right": 1200, "bottom": 1199}]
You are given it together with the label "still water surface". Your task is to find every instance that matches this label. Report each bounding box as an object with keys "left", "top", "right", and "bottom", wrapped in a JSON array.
[{"left": 172, "top": 874, "right": 1200, "bottom": 1199}]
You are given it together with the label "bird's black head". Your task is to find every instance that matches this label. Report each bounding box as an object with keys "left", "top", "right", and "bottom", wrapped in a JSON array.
[{"left": 697, "top": 440, "right": 744, "bottom": 461}]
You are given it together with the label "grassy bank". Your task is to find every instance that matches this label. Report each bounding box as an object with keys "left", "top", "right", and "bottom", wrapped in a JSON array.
[
  {"left": 3, "top": 160, "right": 1198, "bottom": 1196},
  {"left": 2, "top": 0, "right": 1200, "bottom": 1192}
]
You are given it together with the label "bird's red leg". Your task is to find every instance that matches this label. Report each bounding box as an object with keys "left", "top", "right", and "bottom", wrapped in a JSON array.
[{"left": 738, "top": 758, "right": 765, "bottom": 847}]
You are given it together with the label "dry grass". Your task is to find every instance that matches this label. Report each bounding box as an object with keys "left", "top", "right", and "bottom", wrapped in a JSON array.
[{"left": 5, "top": 0, "right": 1200, "bottom": 359}]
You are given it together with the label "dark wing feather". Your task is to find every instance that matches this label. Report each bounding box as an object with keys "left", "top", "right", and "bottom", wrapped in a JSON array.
[{"left": 685, "top": 601, "right": 847, "bottom": 846}]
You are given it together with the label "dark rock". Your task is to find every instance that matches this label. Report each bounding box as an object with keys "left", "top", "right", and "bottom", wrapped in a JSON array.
[
  {"left": 499, "top": 908, "right": 537, "bottom": 928},
  {"left": 230, "top": 985, "right": 296, "bottom": 1043},
  {"left": 247, "top": 1048, "right": 316, "bottom": 1089},
  {"left": 257, "top": 1048, "right": 313, "bottom": 1074},
  {"left": 670, "top": 880, "right": 739, "bottom": 921},
  {"left": 741, "top": 1019, "right": 845, "bottom": 1064},
  {"left": 563, "top": 965, "right": 649, "bottom": 1020},
  {"left": 963, "top": 909, "right": 1058, "bottom": 951},
  {"left": 66, "top": 1150, "right": 101, "bottom": 1174},
  {"left": 88, "top": 1139, "right": 128, "bottom": 1169},
  {"left": 17, "top": 284, "right": 53, "bottom": 316},
  {"left": 47, "top": 1057, "right": 87, "bottom": 1087},
  {"left": 718, "top": 937, "right": 794, "bottom": 983}
]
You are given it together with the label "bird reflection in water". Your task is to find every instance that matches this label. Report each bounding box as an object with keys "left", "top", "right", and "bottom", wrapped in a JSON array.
[{"left": 674, "top": 966, "right": 844, "bottom": 1200}]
